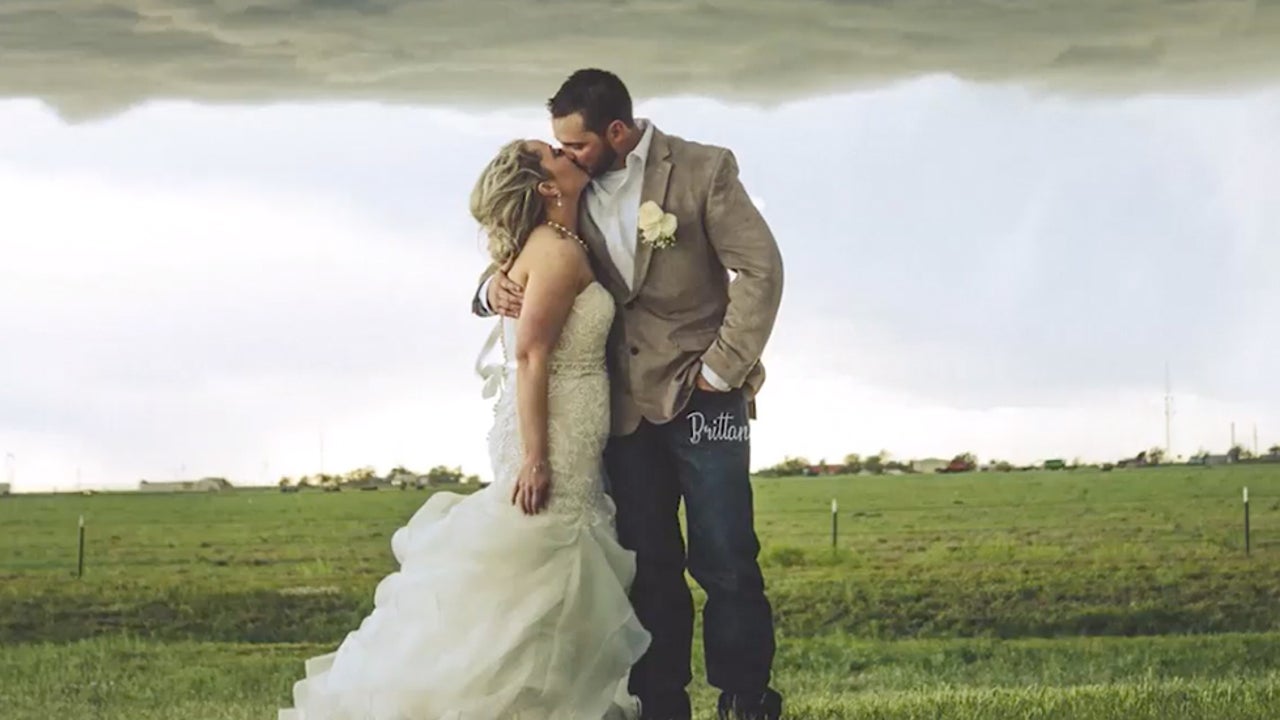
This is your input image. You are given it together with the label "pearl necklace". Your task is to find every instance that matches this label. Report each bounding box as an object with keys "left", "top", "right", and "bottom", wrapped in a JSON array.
[{"left": 545, "top": 220, "right": 589, "bottom": 253}]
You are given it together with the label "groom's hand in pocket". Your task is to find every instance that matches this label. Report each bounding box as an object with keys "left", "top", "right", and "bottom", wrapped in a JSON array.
[
  {"left": 694, "top": 362, "right": 730, "bottom": 393},
  {"left": 488, "top": 266, "right": 524, "bottom": 319}
]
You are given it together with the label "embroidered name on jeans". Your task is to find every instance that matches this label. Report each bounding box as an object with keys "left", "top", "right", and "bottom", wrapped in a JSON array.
[{"left": 688, "top": 411, "right": 750, "bottom": 444}]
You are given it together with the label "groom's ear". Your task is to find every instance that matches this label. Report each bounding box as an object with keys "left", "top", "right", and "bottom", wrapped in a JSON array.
[{"left": 604, "top": 119, "right": 628, "bottom": 146}]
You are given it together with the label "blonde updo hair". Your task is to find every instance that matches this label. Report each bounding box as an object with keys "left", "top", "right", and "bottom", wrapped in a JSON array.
[{"left": 470, "top": 139, "right": 551, "bottom": 265}]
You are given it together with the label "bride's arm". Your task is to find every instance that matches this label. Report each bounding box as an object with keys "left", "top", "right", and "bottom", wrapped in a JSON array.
[{"left": 511, "top": 232, "right": 586, "bottom": 514}]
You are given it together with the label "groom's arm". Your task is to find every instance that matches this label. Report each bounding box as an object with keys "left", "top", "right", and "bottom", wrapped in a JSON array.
[
  {"left": 699, "top": 148, "right": 784, "bottom": 389},
  {"left": 472, "top": 266, "right": 497, "bottom": 317},
  {"left": 471, "top": 264, "right": 525, "bottom": 318}
]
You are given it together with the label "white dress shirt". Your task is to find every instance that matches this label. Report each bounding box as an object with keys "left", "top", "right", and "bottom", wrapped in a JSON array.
[
  {"left": 586, "top": 119, "right": 653, "bottom": 291},
  {"left": 480, "top": 119, "right": 731, "bottom": 391}
]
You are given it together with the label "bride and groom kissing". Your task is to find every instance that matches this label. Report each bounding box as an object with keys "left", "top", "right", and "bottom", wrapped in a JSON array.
[{"left": 280, "top": 68, "right": 785, "bottom": 720}]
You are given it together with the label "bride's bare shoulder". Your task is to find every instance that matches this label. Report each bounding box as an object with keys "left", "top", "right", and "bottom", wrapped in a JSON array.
[{"left": 515, "top": 226, "right": 590, "bottom": 279}]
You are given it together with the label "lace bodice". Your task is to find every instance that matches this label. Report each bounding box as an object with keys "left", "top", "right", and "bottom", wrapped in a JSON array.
[
  {"left": 479, "top": 282, "right": 617, "bottom": 522},
  {"left": 506, "top": 281, "right": 612, "bottom": 374}
]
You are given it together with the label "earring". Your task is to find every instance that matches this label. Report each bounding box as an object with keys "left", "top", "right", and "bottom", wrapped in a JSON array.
[{"left": 556, "top": 195, "right": 563, "bottom": 208}]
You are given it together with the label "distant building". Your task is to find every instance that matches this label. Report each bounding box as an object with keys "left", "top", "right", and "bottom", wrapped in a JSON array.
[
  {"left": 0, "top": 483, "right": 10, "bottom": 496},
  {"left": 910, "top": 458, "right": 949, "bottom": 474},
  {"left": 350, "top": 478, "right": 394, "bottom": 491},
  {"left": 388, "top": 471, "right": 435, "bottom": 489},
  {"left": 138, "top": 477, "right": 232, "bottom": 493},
  {"left": 803, "top": 463, "right": 844, "bottom": 477}
]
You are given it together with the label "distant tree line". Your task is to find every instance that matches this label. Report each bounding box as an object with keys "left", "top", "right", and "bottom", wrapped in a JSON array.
[
  {"left": 756, "top": 443, "right": 1280, "bottom": 478},
  {"left": 277, "top": 465, "right": 479, "bottom": 492}
]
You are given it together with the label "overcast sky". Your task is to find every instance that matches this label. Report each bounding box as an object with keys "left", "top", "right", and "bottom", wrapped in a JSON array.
[{"left": 2, "top": 74, "right": 1278, "bottom": 492}]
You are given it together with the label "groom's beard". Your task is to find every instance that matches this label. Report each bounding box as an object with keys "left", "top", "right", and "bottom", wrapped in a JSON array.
[{"left": 589, "top": 144, "right": 618, "bottom": 178}]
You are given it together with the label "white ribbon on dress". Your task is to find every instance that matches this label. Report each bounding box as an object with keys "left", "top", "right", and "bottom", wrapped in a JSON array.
[{"left": 475, "top": 320, "right": 508, "bottom": 399}]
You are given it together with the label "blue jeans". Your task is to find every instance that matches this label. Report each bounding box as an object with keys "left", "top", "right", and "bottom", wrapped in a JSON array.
[{"left": 604, "top": 388, "right": 778, "bottom": 717}]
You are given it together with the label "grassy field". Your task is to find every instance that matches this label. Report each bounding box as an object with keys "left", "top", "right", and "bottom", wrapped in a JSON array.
[{"left": 3, "top": 464, "right": 1280, "bottom": 718}]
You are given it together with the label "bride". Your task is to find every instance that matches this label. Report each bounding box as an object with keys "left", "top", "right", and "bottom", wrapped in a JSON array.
[{"left": 279, "top": 139, "right": 651, "bottom": 719}]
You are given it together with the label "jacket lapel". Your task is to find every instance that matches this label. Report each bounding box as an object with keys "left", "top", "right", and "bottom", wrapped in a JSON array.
[
  {"left": 578, "top": 204, "right": 629, "bottom": 301},
  {"left": 628, "top": 129, "right": 673, "bottom": 302}
]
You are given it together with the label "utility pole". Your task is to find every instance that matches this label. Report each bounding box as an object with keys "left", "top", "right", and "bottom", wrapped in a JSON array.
[{"left": 1164, "top": 362, "right": 1173, "bottom": 455}]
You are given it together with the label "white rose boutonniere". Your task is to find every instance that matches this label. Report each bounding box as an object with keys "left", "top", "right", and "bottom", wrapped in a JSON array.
[{"left": 637, "top": 200, "right": 678, "bottom": 249}]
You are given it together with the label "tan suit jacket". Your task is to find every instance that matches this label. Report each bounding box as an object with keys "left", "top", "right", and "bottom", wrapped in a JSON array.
[{"left": 474, "top": 127, "right": 784, "bottom": 436}]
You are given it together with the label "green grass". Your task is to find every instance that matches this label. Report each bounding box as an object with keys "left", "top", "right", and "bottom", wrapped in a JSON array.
[
  {"left": 3, "top": 633, "right": 1280, "bottom": 719},
  {"left": 3, "top": 465, "right": 1280, "bottom": 717}
]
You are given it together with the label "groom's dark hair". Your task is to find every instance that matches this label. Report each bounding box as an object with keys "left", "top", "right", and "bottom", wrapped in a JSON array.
[{"left": 547, "top": 69, "right": 635, "bottom": 135}]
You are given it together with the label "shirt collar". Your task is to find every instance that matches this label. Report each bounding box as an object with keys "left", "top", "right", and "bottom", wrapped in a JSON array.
[{"left": 627, "top": 119, "right": 655, "bottom": 170}]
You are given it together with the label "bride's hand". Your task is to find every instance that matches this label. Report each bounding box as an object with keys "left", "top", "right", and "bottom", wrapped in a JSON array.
[{"left": 511, "top": 458, "right": 551, "bottom": 515}]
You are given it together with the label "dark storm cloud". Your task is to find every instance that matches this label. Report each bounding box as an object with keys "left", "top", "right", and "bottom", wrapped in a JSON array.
[{"left": 2, "top": 1, "right": 1279, "bottom": 121}]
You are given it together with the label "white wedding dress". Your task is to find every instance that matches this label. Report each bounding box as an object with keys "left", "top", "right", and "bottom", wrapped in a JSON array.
[{"left": 279, "top": 281, "right": 651, "bottom": 719}]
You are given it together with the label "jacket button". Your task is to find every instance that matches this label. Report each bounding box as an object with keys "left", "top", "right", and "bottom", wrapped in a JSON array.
[{"left": 629, "top": 346, "right": 640, "bottom": 356}]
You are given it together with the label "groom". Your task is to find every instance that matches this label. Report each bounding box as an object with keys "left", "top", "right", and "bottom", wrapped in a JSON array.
[{"left": 473, "top": 68, "right": 784, "bottom": 720}]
